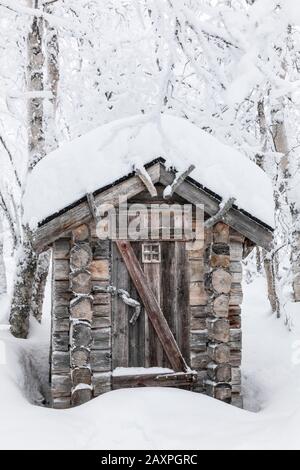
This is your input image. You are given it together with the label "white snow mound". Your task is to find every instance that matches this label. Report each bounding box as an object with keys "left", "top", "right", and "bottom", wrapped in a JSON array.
[{"left": 23, "top": 115, "right": 274, "bottom": 228}]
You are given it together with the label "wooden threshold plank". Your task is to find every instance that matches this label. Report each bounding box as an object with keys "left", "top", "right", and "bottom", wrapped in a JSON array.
[{"left": 112, "top": 372, "right": 196, "bottom": 389}]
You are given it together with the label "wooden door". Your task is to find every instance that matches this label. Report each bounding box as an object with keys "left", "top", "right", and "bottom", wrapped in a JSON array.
[{"left": 111, "top": 241, "right": 190, "bottom": 370}]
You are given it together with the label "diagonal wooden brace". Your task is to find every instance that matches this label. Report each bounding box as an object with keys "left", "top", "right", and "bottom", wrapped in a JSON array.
[{"left": 116, "top": 240, "right": 189, "bottom": 373}]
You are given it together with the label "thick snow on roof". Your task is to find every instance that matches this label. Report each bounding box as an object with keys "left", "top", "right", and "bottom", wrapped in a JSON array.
[{"left": 23, "top": 114, "right": 274, "bottom": 228}]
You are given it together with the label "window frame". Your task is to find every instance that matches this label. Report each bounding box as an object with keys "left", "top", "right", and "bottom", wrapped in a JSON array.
[{"left": 142, "top": 242, "right": 161, "bottom": 264}]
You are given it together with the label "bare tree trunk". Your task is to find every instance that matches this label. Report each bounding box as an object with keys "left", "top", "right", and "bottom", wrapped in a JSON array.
[
  {"left": 46, "top": 14, "right": 59, "bottom": 151},
  {"left": 0, "top": 217, "right": 7, "bottom": 296},
  {"left": 291, "top": 229, "right": 300, "bottom": 302},
  {"left": 10, "top": 229, "right": 37, "bottom": 338},
  {"left": 270, "top": 28, "right": 300, "bottom": 303},
  {"left": 263, "top": 251, "right": 280, "bottom": 314},
  {"left": 10, "top": 1, "right": 45, "bottom": 338},
  {"left": 270, "top": 100, "right": 300, "bottom": 307},
  {"left": 30, "top": 4, "right": 60, "bottom": 324},
  {"left": 256, "top": 247, "right": 263, "bottom": 274},
  {"left": 31, "top": 250, "right": 51, "bottom": 323},
  {"left": 256, "top": 99, "right": 281, "bottom": 315}
]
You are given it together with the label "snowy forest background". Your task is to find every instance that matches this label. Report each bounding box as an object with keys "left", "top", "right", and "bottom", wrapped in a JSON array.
[{"left": 1, "top": 0, "right": 300, "bottom": 450}]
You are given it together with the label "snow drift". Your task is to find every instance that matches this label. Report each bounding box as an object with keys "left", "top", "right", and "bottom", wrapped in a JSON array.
[
  {"left": 1, "top": 277, "right": 300, "bottom": 450},
  {"left": 23, "top": 115, "right": 274, "bottom": 228}
]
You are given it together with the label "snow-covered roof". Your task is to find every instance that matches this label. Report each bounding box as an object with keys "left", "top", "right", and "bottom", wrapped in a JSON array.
[{"left": 23, "top": 114, "right": 274, "bottom": 229}]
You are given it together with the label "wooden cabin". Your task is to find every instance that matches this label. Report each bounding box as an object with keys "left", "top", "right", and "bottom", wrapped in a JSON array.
[
  {"left": 30, "top": 154, "right": 273, "bottom": 410},
  {"left": 25, "top": 116, "right": 273, "bottom": 409}
]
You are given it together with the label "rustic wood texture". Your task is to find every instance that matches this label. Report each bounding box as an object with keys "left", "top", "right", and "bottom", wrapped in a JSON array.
[
  {"left": 70, "top": 225, "right": 93, "bottom": 406},
  {"left": 93, "top": 373, "right": 112, "bottom": 397},
  {"left": 159, "top": 164, "right": 273, "bottom": 249},
  {"left": 88, "top": 238, "right": 113, "bottom": 398},
  {"left": 161, "top": 242, "right": 190, "bottom": 367},
  {"left": 164, "top": 164, "right": 195, "bottom": 199},
  {"left": 136, "top": 167, "right": 158, "bottom": 197},
  {"left": 70, "top": 297, "right": 93, "bottom": 322},
  {"left": 91, "top": 350, "right": 111, "bottom": 372},
  {"left": 116, "top": 240, "right": 189, "bottom": 372},
  {"left": 228, "top": 229, "right": 244, "bottom": 408},
  {"left": 189, "top": 231, "right": 209, "bottom": 392},
  {"left": 128, "top": 243, "right": 145, "bottom": 367},
  {"left": 112, "top": 239, "right": 190, "bottom": 372},
  {"left": 51, "top": 240, "right": 72, "bottom": 408},
  {"left": 70, "top": 244, "right": 93, "bottom": 271},
  {"left": 33, "top": 162, "right": 272, "bottom": 253},
  {"left": 33, "top": 163, "right": 161, "bottom": 252},
  {"left": 205, "top": 223, "right": 233, "bottom": 404},
  {"left": 112, "top": 243, "right": 130, "bottom": 369},
  {"left": 52, "top": 375, "right": 72, "bottom": 398},
  {"left": 144, "top": 260, "right": 162, "bottom": 367},
  {"left": 112, "top": 371, "right": 196, "bottom": 389},
  {"left": 48, "top": 179, "right": 249, "bottom": 409}
]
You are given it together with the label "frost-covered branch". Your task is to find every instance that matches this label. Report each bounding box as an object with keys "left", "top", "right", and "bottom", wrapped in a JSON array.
[
  {"left": 0, "top": 191, "right": 20, "bottom": 248},
  {"left": 0, "top": 135, "right": 21, "bottom": 188},
  {"left": 0, "top": 0, "right": 85, "bottom": 32}
]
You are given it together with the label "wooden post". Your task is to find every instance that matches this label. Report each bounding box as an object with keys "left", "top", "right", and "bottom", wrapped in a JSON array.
[
  {"left": 229, "top": 228, "right": 244, "bottom": 408},
  {"left": 188, "top": 239, "right": 208, "bottom": 393},
  {"left": 90, "top": 229, "right": 112, "bottom": 397},
  {"left": 51, "top": 238, "right": 72, "bottom": 409},
  {"left": 205, "top": 223, "right": 232, "bottom": 404},
  {"left": 70, "top": 225, "right": 93, "bottom": 406}
]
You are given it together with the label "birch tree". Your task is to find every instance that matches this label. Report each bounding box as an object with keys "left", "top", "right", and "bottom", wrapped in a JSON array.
[
  {"left": 0, "top": 218, "right": 6, "bottom": 296},
  {"left": 10, "top": 0, "right": 45, "bottom": 338}
]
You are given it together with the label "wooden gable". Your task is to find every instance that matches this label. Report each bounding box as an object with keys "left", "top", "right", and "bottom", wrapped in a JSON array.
[{"left": 32, "top": 159, "right": 273, "bottom": 252}]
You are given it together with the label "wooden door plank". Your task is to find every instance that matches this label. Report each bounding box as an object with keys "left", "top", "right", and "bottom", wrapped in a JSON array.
[
  {"left": 112, "top": 243, "right": 129, "bottom": 368},
  {"left": 116, "top": 240, "right": 189, "bottom": 372},
  {"left": 161, "top": 242, "right": 175, "bottom": 368},
  {"left": 176, "top": 242, "right": 190, "bottom": 361},
  {"left": 129, "top": 243, "right": 145, "bottom": 367},
  {"left": 143, "top": 262, "right": 164, "bottom": 367}
]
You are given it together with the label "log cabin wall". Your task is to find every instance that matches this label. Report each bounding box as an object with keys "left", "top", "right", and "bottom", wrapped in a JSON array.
[
  {"left": 188, "top": 232, "right": 209, "bottom": 393},
  {"left": 202, "top": 223, "right": 244, "bottom": 407},
  {"left": 205, "top": 223, "right": 232, "bottom": 403},
  {"left": 50, "top": 224, "right": 113, "bottom": 409},
  {"left": 51, "top": 237, "right": 72, "bottom": 409},
  {"left": 229, "top": 228, "right": 244, "bottom": 409}
]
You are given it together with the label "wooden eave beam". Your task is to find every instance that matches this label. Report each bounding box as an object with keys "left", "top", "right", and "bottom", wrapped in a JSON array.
[
  {"left": 32, "top": 162, "right": 162, "bottom": 252},
  {"left": 158, "top": 165, "right": 273, "bottom": 250},
  {"left": 32, "top": 160, "right": 273, "bottom": 252}
]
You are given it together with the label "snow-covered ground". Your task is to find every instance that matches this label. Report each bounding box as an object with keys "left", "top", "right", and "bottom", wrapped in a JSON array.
[{"left": 0, "top": 276, "right": 300, "bottom": 450}]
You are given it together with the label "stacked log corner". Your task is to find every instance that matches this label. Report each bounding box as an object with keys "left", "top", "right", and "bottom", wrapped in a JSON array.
[
  {"left": 69, "top": 225, "right": 93, "bottom": 406},
  {"left": 51, "top": 238, "right": 72, "bottom": 409},
  {"left": 188, "top": 236, "right": 209, "bottom": 394},
  {"left": 50, "top": 219, "right": 244, "bottom": 409},
  {"left": 204, "top": 223, "right": 232, "bottom": 404},
  {"left": 229, "top": 228, "right": 244, "bottom": 408},
  {"left": 50, "top": 223, "right": 112, "bottom": 409}
]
